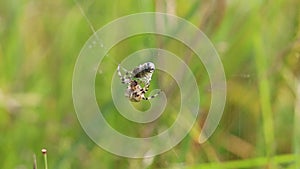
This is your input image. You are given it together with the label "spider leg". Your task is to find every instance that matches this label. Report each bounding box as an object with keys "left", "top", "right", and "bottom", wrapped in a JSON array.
[
  {"left": 142, "top": 89, "right": 162, "bottom": 100},
  {"left": 117, "top": 64, "right": 132, "bottom": 84},
  {"left": 144, "top": 83, "right": 150, "bottom": 92}
]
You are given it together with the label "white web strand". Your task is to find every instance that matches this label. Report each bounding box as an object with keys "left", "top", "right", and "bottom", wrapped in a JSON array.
[{"left": 73, "top": 0, "right": 120, "bottom": 67}]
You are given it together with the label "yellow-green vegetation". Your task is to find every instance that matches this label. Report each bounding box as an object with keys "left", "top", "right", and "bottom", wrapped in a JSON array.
[{"left": 1, "top": 0, "right": 300, "bottom": 168}]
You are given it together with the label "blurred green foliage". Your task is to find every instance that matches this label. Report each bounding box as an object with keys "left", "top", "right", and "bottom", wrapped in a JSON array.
[{"left": 0, "top": 0, "right": 300, "bottom": 168}]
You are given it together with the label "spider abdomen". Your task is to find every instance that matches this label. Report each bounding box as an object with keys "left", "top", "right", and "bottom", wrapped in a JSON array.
[{"left": 132, "top": 62, "right": 155, "bottom": 79}]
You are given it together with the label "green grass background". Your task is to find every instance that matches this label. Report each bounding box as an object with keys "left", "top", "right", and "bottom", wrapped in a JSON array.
[{"left": 1, "top": 0, "right": 300, "bottom": 168}]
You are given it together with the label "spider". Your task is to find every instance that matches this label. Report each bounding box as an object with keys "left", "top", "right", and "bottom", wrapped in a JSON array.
[{"left": 117, "top": 62, "right": 161, "bottom": 102}]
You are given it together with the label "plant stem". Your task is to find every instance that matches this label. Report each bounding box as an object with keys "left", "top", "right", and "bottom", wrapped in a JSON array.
[{"left": 42, "top": 149, "right": 48, "bottom": 169}]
